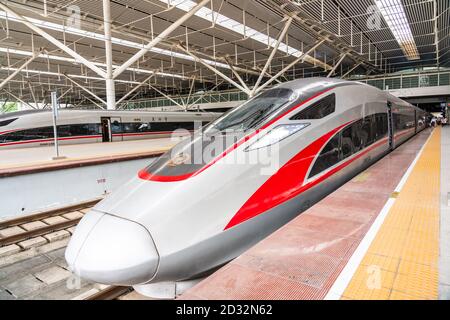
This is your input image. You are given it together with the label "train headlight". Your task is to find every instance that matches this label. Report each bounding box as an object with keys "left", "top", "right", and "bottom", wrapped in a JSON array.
[{"left": 245, "top": 123, "right": 310, "bottom": 151}]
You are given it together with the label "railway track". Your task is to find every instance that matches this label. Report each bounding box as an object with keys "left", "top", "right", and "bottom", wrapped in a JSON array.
[
  {"left": 0, "top": 199, "right": 101, "bottom": 249},
  {"left": 0, "top": 199, "right": 140, "bottom": 300},
  {"left": 84, "top": 286, "right": 133, "bottom": 300}
]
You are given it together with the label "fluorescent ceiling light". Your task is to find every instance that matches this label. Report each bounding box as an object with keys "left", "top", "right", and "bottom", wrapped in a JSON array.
[
  {"left": 158, "top": 0, "right": 330, "bottom": 69},
  {"left": 0, "top": 10, "right": 229, "bottom": 70},
  {"left": 0, "top": 47, "right": 187, "bottom": 79},
  {"left": 374, "top": 0, "right": 420, "bottom": 60}
]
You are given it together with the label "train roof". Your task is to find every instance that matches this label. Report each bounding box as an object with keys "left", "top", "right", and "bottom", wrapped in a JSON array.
[
  {"left": 276, "top": 77, "right": 425, "bottom": 112},
  {"left": 0, "top": 110, "right": 47, "bottom": 121},
  {"left": 274, "top": 77, "right": 365, "bottom": 96},
  {"left": 276, "top": 77, "right": 354, "bottom": 89}
]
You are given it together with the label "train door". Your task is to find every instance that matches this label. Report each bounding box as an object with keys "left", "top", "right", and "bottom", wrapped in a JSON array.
[
  {"left": 387, "top": 102, "right": 394, "bottom": 150},
  {"left": 101, "top": 117, "right": 112, "bottom": 142},
  {"left": 414, "top": 110, "right": 418, "bottom": 134},
  {"left": 111, "top": 117, "right": 123, "bottom": 142}
]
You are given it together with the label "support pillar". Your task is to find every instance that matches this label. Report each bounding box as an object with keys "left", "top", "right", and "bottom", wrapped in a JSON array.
[{"left": 103, "top": 0, "right": 116, "bottom": 110}]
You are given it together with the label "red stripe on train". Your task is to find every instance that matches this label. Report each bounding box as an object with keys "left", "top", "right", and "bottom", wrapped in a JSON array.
[
  {"left": 116, "top": 130, "right": 193, "bottom": 137},
  {"left": 224, "top": 128, "right": 389, "bottom": 230}
]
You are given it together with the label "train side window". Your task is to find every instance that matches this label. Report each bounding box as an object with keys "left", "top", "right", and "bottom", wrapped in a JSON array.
[
  {"left": 290, "top": 93, "right": 336, "bottom": 120},
  {"left": 111, "top": 121, "right": 122, "bottom": 134},
  {"left": 353, "top": 120, "right": 366, "bottom": 151},
  {"left": 341, "top": 125, "right": 355, "bottom": 159},
  {"left": 57, "top": 125, "right": 72, "bottom": 137},
  {"left": 375, "top": 113, "right": 388, "bottom": 140},
  {"left": 180, "top": 122, "right": 195, "bottom": 131},
  {"left": 361, "top": 117, "right": 374, "bottom": 147},
  {"left": 309, "top": 133, "right": 341, "bottom": 178},
  {"left": 393, "top": 111, "right": 415, "bottom": 132},
  {"left": 58, "top": 124, "right": 91, "bottom": 137},
  {"left": 0, "top": 127, "right": 54, "bottom": 142},
  {"left": 89, "top": 124, "right": 101, "bottom": 134}
]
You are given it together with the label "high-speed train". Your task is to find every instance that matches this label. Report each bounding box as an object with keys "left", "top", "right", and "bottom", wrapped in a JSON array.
[
  {"left": 0, "top": 110, "right": 219, "bottom": 149},
  {"left": 66, "top": 78, "right": 428, "bottom": 297}
]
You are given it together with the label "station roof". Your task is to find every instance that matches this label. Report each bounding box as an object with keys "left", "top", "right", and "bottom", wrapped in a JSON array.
[{"left": 0, "top": 0, "right": 448, "bottom": 107}]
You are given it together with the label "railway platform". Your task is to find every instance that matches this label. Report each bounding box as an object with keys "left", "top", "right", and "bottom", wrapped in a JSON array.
[
  {"left": 0, "top": 138, "right": 174, "bottom": 177},
  {"left": 180, "top": 126, "right": 449, "bottom": 300}
]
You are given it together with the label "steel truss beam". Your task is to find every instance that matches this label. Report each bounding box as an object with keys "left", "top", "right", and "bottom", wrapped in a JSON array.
[
  {"left": 113, "top": 0, "right": 211, "bottom": 79},
  {"left": 0, "top": 2, "right": 107, "bottom": 78},
  {"left": 342, "top": 62, "right": 362, "bottom": 79},
  {"left": 27, "top": 81, "right": 38, "bottom": 109},
  {"left": 63, "top": 74, "right": 107, "bottom": 108},
  {"left": 327, "top": 53, "right": 347, "bottom": 78},
  {"left": 148, "top": 84, "right": 184, "bottom": 109},
  {"left": 224, "top": 57, "right": 250, "bottom": 93},
  {"left": 178, "top": 44, "right": 252, "bottom": 95},
  {"left": 2, "top": 89, "right": 37, "bottom": 109},
  {"left": 290, "top": 15, "right": 380, "bottom": 74},
  {"left": 254, "top": 39, "right": 326, "bottom": 95},
  {"left": 264, "top": 0, "right": 381, "bottom": 74},
  {"left": 116, "top": 73, "right": 157, "bottom": 106},
  {"left": 0, "top": 51, "right": 41, "bottom": 90},
  {"left": 1, "top": 0, "right": 262, "bottom": 94},
  {"left": 185, "top": 80, "right": 225, "bottom": 110},
  {"left": 83, "top": 95, "right": 105, "bottom": 110},
  {"left": 252, "top": 17, "right": 293, "bottom": 96}
]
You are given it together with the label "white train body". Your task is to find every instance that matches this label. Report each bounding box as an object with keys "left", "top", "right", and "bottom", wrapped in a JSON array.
[
  {"left": 65, "top": 78, "right": 428, "bottom": 297},
  {"left": 0, "top": 110, "right": 219, "bottom": 149}
]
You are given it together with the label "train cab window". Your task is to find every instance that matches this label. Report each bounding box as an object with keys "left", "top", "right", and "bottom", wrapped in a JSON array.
[
  {"left": 291, "top": 94, "right": 335, "bottom": 120},
  {"left": 207, "top": 88, "right": 295, "bottom": 132},
  {"left": 309, "top": 134, "right": 341, "bottom": 178}
]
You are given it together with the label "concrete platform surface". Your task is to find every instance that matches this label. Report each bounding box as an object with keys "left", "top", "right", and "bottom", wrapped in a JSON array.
[
  {"left": 0, "top": 138, "right": 175, "bottom": 171},
  {"left": 181, "top": 128, "right": 436, "bottom": 300},
  {"left": 0, "top": 245, "right": 103, "bottom": 300}
]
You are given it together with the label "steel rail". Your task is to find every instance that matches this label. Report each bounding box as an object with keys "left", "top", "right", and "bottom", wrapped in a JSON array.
[
  {"left": 0, "top": 199, "right": 102, "bottom": 247},
  {"left": 85, "top": 286, "right": 132, "bottom": 300}
]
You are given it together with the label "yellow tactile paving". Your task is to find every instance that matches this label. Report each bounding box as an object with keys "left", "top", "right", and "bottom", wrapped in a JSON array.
[{"left": 342, "top": 128, "right": 441, "bottom": 300}]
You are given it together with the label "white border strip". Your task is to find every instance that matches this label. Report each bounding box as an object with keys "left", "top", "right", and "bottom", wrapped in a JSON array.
[{"left": 324, "top": 130, "right": 434, "bottom": 300}]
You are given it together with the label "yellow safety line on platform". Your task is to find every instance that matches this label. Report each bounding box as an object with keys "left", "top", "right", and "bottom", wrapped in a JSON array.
[{"left": 342, "top": 128, "right": 441, "bottom": 300}]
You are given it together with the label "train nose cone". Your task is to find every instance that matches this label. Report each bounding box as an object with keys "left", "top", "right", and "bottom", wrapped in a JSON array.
[{"left": 65, "top": 210, "right": 159, "bottom": 285}]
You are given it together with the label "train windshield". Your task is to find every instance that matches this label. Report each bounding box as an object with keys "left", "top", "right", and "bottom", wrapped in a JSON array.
[{"left": 205, "top": 88, "right": 296, "bottom": 133}]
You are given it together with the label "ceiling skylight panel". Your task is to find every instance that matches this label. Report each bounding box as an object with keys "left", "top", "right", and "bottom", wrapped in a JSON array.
[
  {"left": 374, "top": 0, "right": 419, "bottom": 60},
  {"left": 158, "top": 0, "right": 308, "bottom": 60}
]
